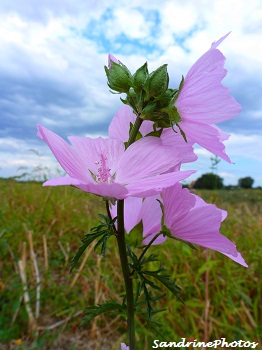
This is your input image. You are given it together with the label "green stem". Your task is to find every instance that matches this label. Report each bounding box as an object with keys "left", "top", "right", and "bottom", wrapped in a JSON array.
[
  {"left": 116, "top": 199, "right": 136, "bottom": 349},
  {"left": 117, "top": 115, "right": 143, "bottom": 349},
  {"left": 127, "top": 115, "right": 143, "bottom": 147},
  {"left": 105, "top": 114, "right": 143, "bottom": 349},
  {"left": 138, "top": 232, "right": 164, "bottom": 263}
]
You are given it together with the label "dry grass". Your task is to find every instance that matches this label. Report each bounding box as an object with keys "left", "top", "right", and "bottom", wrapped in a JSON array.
[{"left": 0, "top": 179, "right": 261, "bottom": 349}]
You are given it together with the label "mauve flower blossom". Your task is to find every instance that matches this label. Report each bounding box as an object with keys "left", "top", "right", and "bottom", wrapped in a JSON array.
[
  {"left": 121, "top": 343, "right": 129, "bottom": 350},
  {"left": 110, "top": 184, "right": 247, "bottom": 266},
  {"left": 109, "top": 105, "right": 197, "bottom": 164},
  {"left": 37, "top": 125, "right": 194, "bottom": 200},
  {"left": 142, "top": 184, "right": 247, "bottom": 267},
  {"left": 174, "top": 32, "right": 241, "bottom": 163}
]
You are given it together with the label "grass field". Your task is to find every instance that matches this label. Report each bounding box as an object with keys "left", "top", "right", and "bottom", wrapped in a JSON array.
[{"left": 0, "top": 179, "right": 261, "bottom": 349}]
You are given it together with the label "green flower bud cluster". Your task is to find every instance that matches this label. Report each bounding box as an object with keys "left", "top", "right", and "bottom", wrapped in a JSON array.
[{"left": 105, "top": 58, "right": 184, "bottom": 128}]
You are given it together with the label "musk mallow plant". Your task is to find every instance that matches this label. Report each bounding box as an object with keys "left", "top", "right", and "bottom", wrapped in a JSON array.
[{"left": 37, "top": 33, "right": 247, "bottom": 349}]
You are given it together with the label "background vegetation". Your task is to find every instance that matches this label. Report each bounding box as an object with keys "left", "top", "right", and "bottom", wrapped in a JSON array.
[{"left": 0, "top": 178, "right": 261, "bottom": 349}]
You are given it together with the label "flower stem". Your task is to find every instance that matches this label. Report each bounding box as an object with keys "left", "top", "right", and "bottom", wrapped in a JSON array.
[
  {"left": 117, "top": 114, "right": 143, "bottom": 349},
  {"left": 127, "top": 115, "right": 143, "bottom": 147},
  {"left": 116, "top": 199, "right": 136, "bottom": 349},
  {"left": 138, "top": 232, "right": 164, "bottom": 263},
  {"left": 106, "top": 114, "right": 143, "bottom": 349}
]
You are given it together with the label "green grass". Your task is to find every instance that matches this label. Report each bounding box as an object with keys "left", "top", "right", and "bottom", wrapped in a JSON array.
[{"left": 0, "top": 180, "right": 261, "bottom": 349}]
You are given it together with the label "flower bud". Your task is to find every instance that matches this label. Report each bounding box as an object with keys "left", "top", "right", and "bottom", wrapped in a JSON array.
[
  {"left": 144, "top": 64, "right": 169, "bottom": 98},
  {"left": 104, "top": 60, "right": 132, "bottom": 93},
  {"left": 132, "top": 62, "right": 149, "bottom": 91}
]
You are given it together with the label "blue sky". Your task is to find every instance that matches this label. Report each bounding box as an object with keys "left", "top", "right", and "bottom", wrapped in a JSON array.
[{"left": 0, "top": 0, "right": 262, "bottom": 186}]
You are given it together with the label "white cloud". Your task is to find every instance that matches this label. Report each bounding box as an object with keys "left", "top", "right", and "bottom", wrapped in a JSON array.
[
  {"left": 227, "top": 133, "right": 262, "bottom": 162},
  {"left": 0, "top": 0, "right": 261, "bottom": 186}
]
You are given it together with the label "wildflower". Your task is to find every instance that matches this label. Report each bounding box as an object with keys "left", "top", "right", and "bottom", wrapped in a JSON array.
[
  {"left": 115, "top": 184, "right": 247, "bottom": 267},
  {"left": 108, "top": 105, "right": 197, "bottom": 163},
  {"left": 142, "top": 184, "right": 247, "bottom": 267},
  {"left": 37, "top": 125, "right": 194, "bottom": 200},
  {"left": 121, "top": 343, "right": 129, "bottom": 350},
  {"left": 174, "top": 32, "right": 241, "bottom": 162}
]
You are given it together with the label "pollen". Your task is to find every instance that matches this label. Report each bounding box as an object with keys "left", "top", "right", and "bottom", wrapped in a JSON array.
[{"left": 95, "top": 153, "right": 113, "bottom": 184}]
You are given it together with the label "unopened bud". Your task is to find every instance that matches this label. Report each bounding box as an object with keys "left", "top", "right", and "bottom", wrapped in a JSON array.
[
  {"left": 132, "top": 62, "right": 149, "bottom": 91},
  {"left": 105, "top": 60, "right": 132, "bottom": 93},
  {"left": 145, "top": 64, "right": 169, "bottom": 98}
]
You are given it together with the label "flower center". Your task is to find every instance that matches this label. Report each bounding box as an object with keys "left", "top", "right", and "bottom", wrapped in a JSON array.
[{"left": 95, "top": 154, "right": 113, "bottom": 184}]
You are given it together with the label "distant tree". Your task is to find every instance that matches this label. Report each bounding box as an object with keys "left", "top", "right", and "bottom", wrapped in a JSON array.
[
  {"left": 194, "top": 173, "right": 224, "bottom": 190},
  {"left": 210, "top": 155, "right": 221, "bottom": 173},
  {"left": 238, "top": 176, "right": 254, "bottom": 189}
]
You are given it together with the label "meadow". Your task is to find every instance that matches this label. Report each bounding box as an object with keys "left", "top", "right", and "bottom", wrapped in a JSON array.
[{"left": 0, "top": 178, "right": 261, "bottom": 349}]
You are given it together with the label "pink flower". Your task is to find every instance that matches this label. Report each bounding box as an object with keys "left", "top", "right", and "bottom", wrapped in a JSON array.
[
  {"left": 142, "top": 184, "right": 247, "bottom": 267},
  {"left": 109, "top": 105, "right": 197, "bottom": 164},
  {"left": 111, "top": 184, "right": 247, "bottom": 266},
  {"left": 37, "top": 125, "right": 195, "bottom": 200},
  {"left": 174, "top": 32, "right": 241, "bottom": 163},
  {"left": 121, "top": 343, "right": 129, "bottom": 350}
]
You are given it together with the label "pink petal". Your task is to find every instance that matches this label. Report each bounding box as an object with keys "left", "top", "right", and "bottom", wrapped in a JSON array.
[
  {"left": 44, "top": 176, "right": 129, "bottom": 199},
  {"left": 141, "top": 195, "right": 162, "bottom": 236},
  {"left": 223, "top": 252, "right": 248, "bottom": 268},
  {"left": 108, "top": 105, "right": 153, "bottom": 142},
  {"left": 211, "top": 32, "right": 231, "bottom": 49},
  {"left": 175, "top": 33, "right": 241, "bottom": 125},
  {"left": 163, "top": 184, "right": 196, "bottom": 229},
  {"left": 43, "top": 176, "right": 84, "bottom": 187},
  {"left": 178, "top": 120, "right": 232, "bottom": 163},
  {"left": 163, "top": 184, "right": 248, "bottom": 267},
  {"left": 161, "top": 128, "right": 197, "bottom": 163},
  {"left": 110, "top": 196, "right": 143, "bottom": 233},
  {"left": 77, "top": 182, "right": 128, "bottom": 199},
  {"left": 125, "top": 170, "right": 195, "bottom": 198},
  {"left": 37, "top": 125, "right": 92, "bottom": 182},
  {"left": 68, "top": 136, "right": 125, "bottom": 175},
  {"left": 108, "top": 53, "right": 119, "bottom": 68},
  {"left": 115, "top": 137, "right": 183, "bottom": 183},
  {"left": 140, "top": 196, "right": 165, "bottom": 245}
]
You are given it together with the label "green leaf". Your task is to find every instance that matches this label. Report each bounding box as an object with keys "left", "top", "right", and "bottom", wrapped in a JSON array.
[
  {"left": 70, "top": 214, "right": 116, "bottom": 272},
  {"left": 144, "top": 269, "right": 183, "bottom": 303},
  {"left": 70, "top": 231, "right": 104, "bottom": 272},
  {"left": 80, "top": 300, "right": 127, "bottom": 327}
]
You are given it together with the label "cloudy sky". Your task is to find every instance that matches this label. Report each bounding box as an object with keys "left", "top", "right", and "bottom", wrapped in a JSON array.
[{"left": 1, "top": 0, "right": 262, "bottom": 186}]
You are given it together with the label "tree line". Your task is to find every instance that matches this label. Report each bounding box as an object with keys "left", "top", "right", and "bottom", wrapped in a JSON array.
[{"left": 191, "top": 174, "right": 255, "bottom": 190}]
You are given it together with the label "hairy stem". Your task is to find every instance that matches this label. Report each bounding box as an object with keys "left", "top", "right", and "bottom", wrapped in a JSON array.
[
  {"left": 104, "top": 114, "right": 143, "bottom": 349},
  {"left": 116, "top": 199, "right": 136, "bottom": 349},
  {"left": 117, "top": 114, "right": 143, "bottom": 349}
]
